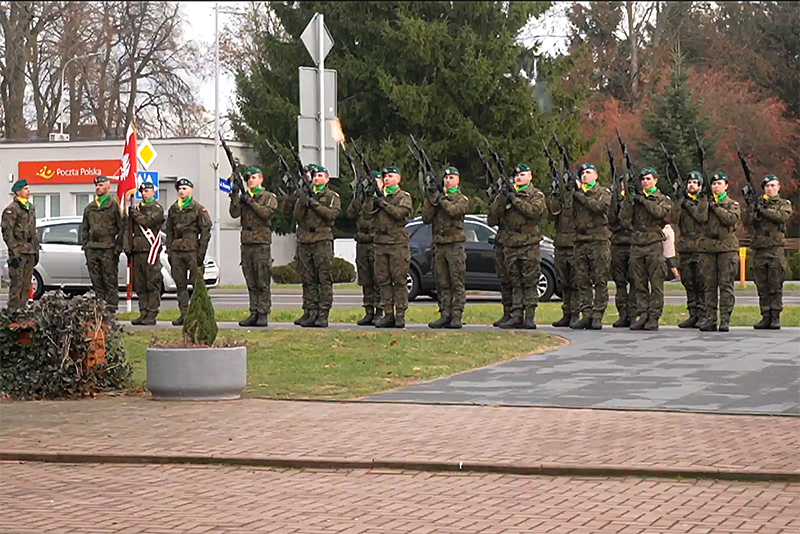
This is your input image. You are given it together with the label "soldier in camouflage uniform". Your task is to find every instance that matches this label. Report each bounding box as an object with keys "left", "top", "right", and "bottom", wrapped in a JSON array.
[
  {"left": 2, "top": 179, "right": 39, "bottom": 311},
  {"left": 698, "top": 172, "right": 741, "bottom": 332},
  {"left": 229, "top": 166, "right": 279, "bottom": 327},
  {"left": 347, "top": 170, "right": 383, "bottom": 326},
  {"left": 373, "top": 166, "right": 414, "bottom": 328},
  {"left": 123, "top": 181, "right": 164, "bottom": 325},
  {"left": 491, "top": 164, "right": 546, "bottom": 330},
  {"left": 744, "top": 174, "right": 792, "bottom": 330},
  {"left": 571, "top": 163, "right": 612, "bottom": 330},
  {"left": 422, "top": 166, "right": 469, "bottom": 329},
  {"left": 165, "top": 177, "right": 212, "bottom": 326},
  {"left": 487, "top": 187, "right": 513, "bottom": 328},
  {"left": 548, "top": 170, "right": 577, "bottom": 328},
  {"left": 81, "top": 175, "right": 125, "bottom": 313},
  {"left": 292, "top": 165, "right": 341, "bottom": 328},
  {"left": 672, "top": 172, "right": 706, "bottom": 328},
  {"left": 619, "top": 167, "right": 672, "bottom": 331},
  {"left": 609, "top": 181, "right": 635, "bottom": 327}
]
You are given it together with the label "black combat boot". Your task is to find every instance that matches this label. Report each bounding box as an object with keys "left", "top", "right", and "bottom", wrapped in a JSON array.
[
  {"left": 552, "top": 313, "right": 571, "bottom": 327},
  {"left": 239, "top": 312, "right": 259, "bottom": 327},
  {"left": 428, "top": 314, "right": 451, "bottom": 329},
  {"left": 589, "top": 317, "right": 603, "bottom": 330},
  {"left": 357, "top": 306, "right": 375, "bottom": 326},
  {"left": 255, "top": 313, "right": 269, "bottom": 327},
  {"left": 445, "top": 310, "right": 463, "bottom": 329},
  {"left": 374, "top": 311, "right": 395, "bottom": 328},
  {"left": 518, "top": 307, "right": 537, "bottom": 330},
  {"left": 629, "top": 316, "right": 647, "bottom": 330},
  {"left": 678, "top": 315, "right": 699, "bottom": 329},
  {"left": 753, "top": 311, "right": 771, "bottom": 330},
  {"left": 643, "top": 316, "right": 660, "bottom": 330},
  {"left": 140, "top": 311, "right": 157, "bottom": 326},
  {"left": 498, "top": 313, "right": 523, "bottom": 329},
  {"left": 493, "top": 308, "right": 511, "bottom": 327},
  {"left": 394, "top": 310, "right": 406, "bottom": 329},
  {"left": 612, "top": 315, "right": 631, "bottom": 328},
  {"left": 718, "top": 317, "right": 730, "bottom": 332},
  {"left": 131, "top": 313, "right": 146, "bottom": 326},
  {"left": 299, "top": 310, "right": 318, "bottom": 327},
  {"left": 294, "top": 310, "right": 310, "bottom": 326},
  {"left": 571, "top": 316, "right": 592, "bottom": 330},
  {"left": 698, "top": 318, "right": 718, "bottom": 332},
  {"left": 768, "top": 310, "right": 781, "bottom": 330},
  {"left": 568, "top": 313, "right": 581, "bottom": 328},
  {"left": 311, "top": 309, "right": 329, "bottom": 328},
  {"left": 171, "top": 312, "right": 186, "bottom": 326}
]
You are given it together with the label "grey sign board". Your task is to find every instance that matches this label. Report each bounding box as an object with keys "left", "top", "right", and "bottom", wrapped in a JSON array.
[
  {"left": 298, "top": 67, "right": 337, "bottom": 119},
  {"left": 300, "top": 13, "right": 334, "bottom": 67},
  {"left": 297, "top": 116, "right": 340, "bottom": 178}
]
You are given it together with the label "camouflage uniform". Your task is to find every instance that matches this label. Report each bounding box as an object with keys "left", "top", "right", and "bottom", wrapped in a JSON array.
[
  {"left": 165, "top": 198, "right": 212, "bottom": 319},
  {"left": 2, "top": 197, "right": 38, "bottom": 310},
  {"left": 609, "top": 192, "right": 635, "bottom": 327},
  {"left": 672, "top": 194, "right": 706, "bottom": 328},
  {"left": 548, "top": 188, "right": 578, "bottom": 327},
  {"left": 81, "top": 195, "right": 125, "bottom": 311},
  {"left": 492, "top": 186, "right": 546, "bottom": 329},
  {"left": 421, "top": 188, "right": 469, "bottom": 328},
  {"left": 572, "top": 183, "right": 612, "bottom": 329},
  {"left": 698, "top": 194, "right": 741, "bottom": 331},
  {"left": 619, "top": 189, "right": 672, "bottom": 330},
  {"left": 743, "top": 193, "right": 792, "bottom": 329},
  {"left": 292, "top": 186, "right": 341, "bottom": 327},
  {"left": 347, "top": 192, "right": 381, "bottom": 324},
  {"left": 487, "top": 197, "right": 512, "bottom": 326},
  {"left": 124, "top": 198, "right": 165, "bottom": 323},
  {"left": 230, "top": 187, "right": 279, "bottom": 324},
  {"left": 373, "top": 187, "right": 413, "bottom": 328}
]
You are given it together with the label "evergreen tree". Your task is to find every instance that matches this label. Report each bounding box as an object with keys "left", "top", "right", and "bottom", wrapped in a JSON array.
[{"left": 182, "top": 275, "right": 218, "bottom": 347}]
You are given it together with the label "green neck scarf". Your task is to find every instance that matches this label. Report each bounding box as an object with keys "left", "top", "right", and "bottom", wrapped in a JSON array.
[
  {"left": 644, "top": 187, "right": 658, "bottom": 196},
  {"left": 384, "top": 185, "right": 399, "bottom": 195},
  {"left": 249, "top": 186, "right": 264, "bottom": 196},
  {"left": 446, "top": 186, "right": 459, "bottom": 195},
  {"left": 313, "top": 184, "right": 326, "bottom": 194},
  {"left": 96, "top": 193, "right": 111, "bottom": 207},
  {"left": 16, "top": 197, "right": 30, "bottom": 209},
  {"left": 514, "top": 183, "right": 530, "bottom": 192},
  {"left": 179, "top": 196, "right": 193, "bottom": 210},
  {"left": 581, "top": 181, "right": 597, "bottom": 192},
  {"left": 714, "top": 192, "right": 728, "bottom": 203},
  {"left": 142, "top": 197, "right": 155, "bottom": 205}
]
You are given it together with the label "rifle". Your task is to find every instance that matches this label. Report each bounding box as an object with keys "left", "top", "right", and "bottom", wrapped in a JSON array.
[
  {"left": 615, "top": 128, "right": 640, "bottom": 197},
  {"left": 219, "top": 131, "right": 248, "bottom": 203},
  {"left": 607, "top": 143, "right": 622, "bottom": 205},
  {"left": 263, "top": 137, "right": 301, "bottom": 197},
  {"left": 352, "top": 141, "right": 382, "bottom": 198},
  {"left": 660, "top": 142, "right": 684, "bottom": 199},
  {"left": 693, "top": 128, "right": 710, "bottom": 197},
  {"left": 543, "top": 140, "right": 561, "bottom": 197},
  {"left": 478, "top": 148, "right": 502, "bottom": 201},
  {"left": 288, "top": 141, "right": 314, "bottom": 199},
  {"left": 409, "top": 135, "right": 443, "bottom": 201},
  {"left": 482, "top": 136, "right": 515, "bottom": 199},
  {"left": 553, "top": 133, "right": 577, "bottom": 192},
  {"left": 736, "top": 141, "right": 761, "bottom": 211}
]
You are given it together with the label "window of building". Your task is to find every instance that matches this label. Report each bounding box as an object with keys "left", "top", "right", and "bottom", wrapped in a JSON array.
[
  {"left": 75, "top": 193, "right": 92, "bottom": 214},
  {"left": 33, "top": 193, "right": 60, "bottom": 218}
]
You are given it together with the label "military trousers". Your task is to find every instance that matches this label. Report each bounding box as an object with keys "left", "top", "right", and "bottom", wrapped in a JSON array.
[
  {"left": 504, "top": 244, "right": 541, "bottom": 317},
  {"left": 433, "top": 242, "right": 466, "bottom": 316},
  {"left": 493, "top": 243, "right": 512, "bottom": 313},
  {"left": 753, "top": 247, "right": 787, "bottom": 314},
  {"left": 375, "top": 243, "right": 410, "bottom": 315},
  {"left": 296, "top": 241, "right": 334, "bottom": 312},
  {"left": 700, "top": 251, "right": 738, "bottom": 324},
  {"left": 574, "top": 240, "right": 610, "bottom": 320},
  {"left": 629, "top": 241, "right": 667, "bottom": 320},
  {"left": 678, "top": 252, "right": 704, "bottom": 320},
  {"left": 169, "top": 250, "right": 198, "bottom": 314},
  {"left": 241, "top": 244, "right": 272, "bottom": 315},
  {"left": 554, "top": 246, "right": 576, "bottom": 319},
  {"left": 610, "top": 243, "right": 635, "bottom": 320},
  {"left": 132, "top": 251, "right": 162, "bottom": 317},
  {"left": 7, "top": 253, "right": 35, "bottom": 310},
  {"left": 85, "top": 248, "right": 120, "bottom": 310},
  {"left": 356, "top": 242, "right": 379, "bottom": 309}
]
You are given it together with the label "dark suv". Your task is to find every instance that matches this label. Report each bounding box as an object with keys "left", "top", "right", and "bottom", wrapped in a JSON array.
[{"left": 405, "top": 215, "right": 560, "bottom": 302}]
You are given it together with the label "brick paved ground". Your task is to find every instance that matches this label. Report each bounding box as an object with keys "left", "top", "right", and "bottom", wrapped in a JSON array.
[
  {"left": 1, "top": 462, "right": 798, "bottom": 534},
  {"left": 1, "top": 398, "right": 798, "bottom": 475}
]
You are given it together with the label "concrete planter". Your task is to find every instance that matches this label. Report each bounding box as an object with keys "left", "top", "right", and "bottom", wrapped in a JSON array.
[{"left": 146, "top": 346, "right": 247, "bottom": 401}]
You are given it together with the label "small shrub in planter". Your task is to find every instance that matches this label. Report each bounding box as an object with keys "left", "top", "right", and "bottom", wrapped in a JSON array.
[
  {"left": 0, "top": 291, "right": 131, "bottom": 400},
  {"left": 182, "top": 275, "right": 218, "bottom": 346}
]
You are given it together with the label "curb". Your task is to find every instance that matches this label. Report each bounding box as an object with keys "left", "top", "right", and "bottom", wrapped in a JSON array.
[{"left": 2, "top": 451, "right": 797, "bottom": 483}]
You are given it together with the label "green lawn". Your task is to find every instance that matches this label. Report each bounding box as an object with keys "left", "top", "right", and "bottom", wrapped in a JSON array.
[{"left": 124, "top": 329, "right": 565, "bottom": 399}]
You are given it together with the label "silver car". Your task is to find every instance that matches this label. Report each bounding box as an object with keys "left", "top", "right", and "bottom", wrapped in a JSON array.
[{"left": 1, "top": 216, "right": 219, "bottom": 299}]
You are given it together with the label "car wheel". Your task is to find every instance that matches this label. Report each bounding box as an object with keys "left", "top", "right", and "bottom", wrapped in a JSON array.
[
  {"left": 407, "top": 269, "right": 421, "bottom": 302},
  {"left": 31, "top": 270, "right": 45, "bottom": 300},
  {"left": 538, "top": 267, "right": 556, "bottom": 303}
]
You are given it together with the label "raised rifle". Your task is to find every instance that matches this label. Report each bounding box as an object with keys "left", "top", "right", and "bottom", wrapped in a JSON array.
[
  {"left": 264, "top": 137, "right": 303, "bottom": 198},
  {"left": 607, "top": 143, "right": 622, "bottom": 205},
  {"left": 478, "top": 148, "right": 502, "bottom": 201},
  {"left": 615, "top": 128, "right": 640, "bottom": 197},
  {"left": 553, "top": 133, "right": 577, "bottom": 192},
  {"left": 288, "top": 141, "right": 314, "bottom": 199},
  {"left": 694, "top": 128, "right": 710, "bottom": 197},
  {"left": 543, "top": 140, "right": 561, "bottom": 197},
  {"left": 482, "top": 136, "right": 515, "bottom": 199},
  {"left": 352, "top": 141, "right": 382, "bottom": 198},
  {"left": 409, "top": 135, "right": 443, "bottom": 201},
  {"left": 660, "top": 142, "right": 684, "bottom": 199},
  {"left": 219, "top": 131, "right": 248, "bottom": 203},
  {"left": 736, "top": 141, "right": 761, "bottom": 211}
]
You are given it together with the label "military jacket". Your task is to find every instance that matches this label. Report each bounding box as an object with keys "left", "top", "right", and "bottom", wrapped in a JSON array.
[
  {"left": 421, "top": 190, "right": 469, "bottom": 245},
  {"left": 347, "top": 194, "right": 378, "bottom": 244},
  {"left": 81, "top": 196, "right": 124, "bottom": 251},
  {"left": 619, "top": 190, "right": 671, "bottom": 247},
  {"left": 548, "top": 191, "right": 576, "bottom": 248},
  {"left": 1, "top": 198, "right": 38, "bottom": 256},
  {"left": 373, "top": 188, "right": 413, "bottom": 246},
  {"left": 672, "top": 195, "right": 706, "bottom": 254},
  {"left": 701, "top": 195, "right": 740, "bottom": 253},
  {"left": 608, "top": 192, "right": 632, "bottom": 246},
  {"left": 494, "top": 187, "right": 546, "bottom": 248},
  {"left": 293, "top": 187, "right": 341, "bottom": 244},
  {"left": 743, "top": 195, "right": 792, "bottom": 250},
  {"left": 573, "top": 184, "right": 612, "bottom": 242},
  {"left": 487, "top": 195, "right": 508, "bottom": 246},
  {"left": 166, "top": 199, "right": 212, "bottom": 256},
  {"left": 126, "top": 200, "right": 165, "bottom": 253},
  {"left": 229, "top": 189, "right": 279, "bottom": 245}
]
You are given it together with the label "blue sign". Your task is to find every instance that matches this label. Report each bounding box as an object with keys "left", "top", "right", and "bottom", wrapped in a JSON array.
[
  {"left": 219, "top": 177, "right": 231, "bottom": 194},
  {"left": 135, "top": 171, "right": 159, "bottom": 200}
]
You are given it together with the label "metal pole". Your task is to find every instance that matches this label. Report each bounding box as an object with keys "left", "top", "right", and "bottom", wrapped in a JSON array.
[
  {"left": 318, "top": 13, "right": 325, "bottom": 169},
  {"left": 214, "top": 2, "right": 221, "bottom": 266}
]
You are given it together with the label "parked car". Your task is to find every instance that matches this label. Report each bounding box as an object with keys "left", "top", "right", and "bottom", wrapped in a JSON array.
[
  {"left": 405, "top": 214, "right": 560, "bottom": 302},
  {"left": 1, "top": 216, "right": 219, "bottom": 300}
]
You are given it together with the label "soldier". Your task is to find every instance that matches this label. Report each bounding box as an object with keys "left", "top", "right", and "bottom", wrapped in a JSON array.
[
  {"left": 283, "top": 163, "right": 318, "bottom": 326},
  {"left": 123, "top": 182, "right": 165, "bottom": 325},
  {"left": 609, "top": 179, "right": 635, "bottom": 327},
  {"left": 571, "top": 163, "right": 612, "bottom": 330},
  {"left": 487, "top": 185, "right": 513, "bottom": 328},
  {"left": 347, "top": 170, "right": 384, "bottom": 326},
  {"left": 619, "top": 167, "right": 672, "bottom": 330},
  {"left": 672, "top": 172, "right": 706, "bottom": 328},
  {"left": 422, "top": 166, "right": 469, "bottom": 329},
  {"left": 229, "top": 166, "right": 279, "bottom": 327},
  {"left": 698, "top": 172, "right": 741, "bottom": 332},
  {"left": 373, "top": 166, "right": 413, "bottom": 328},
  {"left": 165, "top": 177, "right": 212, "bottom": 326},
  {"left": 81, "top": 175, "right": 124, "bottom": 313},
  {"left": 744, "top": 174, "right": 792, "bottom": 329},
  {"left": 492, "top": 164, "right": 546, "bottom": 329},
  {"left": 548, "top": 169, "right": 578, "bottom": 328},
  {"left": 2, "top": 179, "right": 38, "bottom": 311},
  {"left": 292, "top": 165, "right": 341, "bottom": 328}
]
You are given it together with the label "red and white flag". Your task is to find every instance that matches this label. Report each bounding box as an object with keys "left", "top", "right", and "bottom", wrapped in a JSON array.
[{"left": 118, "top": 122, "right": 138, "bottom": 202}]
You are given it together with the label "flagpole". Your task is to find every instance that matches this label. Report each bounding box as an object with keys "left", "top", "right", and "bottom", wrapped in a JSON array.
[{"left": 126, "top": 122, "right": 137, "bottom": 314}]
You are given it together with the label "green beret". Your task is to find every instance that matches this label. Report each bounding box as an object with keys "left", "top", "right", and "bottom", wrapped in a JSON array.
[
  {"left": 138, "top": 181, "right": 155, "bottom": 191},
  {"left": 303, "top": 164, "right": 317, "bottom": 173},
  {"left": 315, "top": 166, "right": 329, "bottom": 174},
  {"left": 711, "top": 172, "right": 728, "bottom": 183},
  {"left": 686, "top": 171, "right": 703, "bottom": 184},
  {"left": 762, "top": 174, "right": 779, "bottom": 187},
  {"left": 383, "top": 165, "right": 401, "bottom": 175},
  {"left": 639, "top": 167, "right": 657, "bottom": 178},
  {"left": 514, "top": 164, "right": 530, "bottom": 174},
  {"left": 176, "top": 177, "right": 194, "bottom": 189},
  {"left": 245, "top": 166, "right": 262, "bottom": 176},
  {"left": 370, "top": 170, "right": 382, "bottom": 179},
  {"left": 443, "top": 166, "right": 459, "bottom": 176},
  {"left": 579, "top": 163, "right": 596, "bottom": 172},
  {"left": 94, "top": 175, "right": 110, "bottom": 185},
  {"left": 11, "top": 179, "right": 28, "bottom": 193}
]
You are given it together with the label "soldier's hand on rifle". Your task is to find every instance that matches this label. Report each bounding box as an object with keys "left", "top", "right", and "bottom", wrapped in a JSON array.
[
  {"left": 8, "top": 256, "right": 20, "bottom": 269},
  {"left": 374, "top": 196, "right": 386, "bottom": 208}
]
